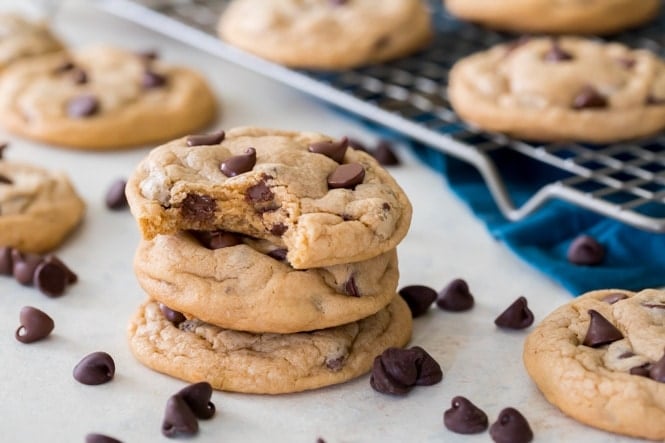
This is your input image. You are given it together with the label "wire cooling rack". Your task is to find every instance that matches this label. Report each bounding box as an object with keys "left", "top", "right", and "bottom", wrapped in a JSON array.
[{"left": 96, "top": 0, "right": 665, "bottom": 232}]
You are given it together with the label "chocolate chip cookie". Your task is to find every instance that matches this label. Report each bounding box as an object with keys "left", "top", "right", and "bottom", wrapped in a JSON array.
[
  {"left": 134, "top": 231, "right": 399, "bottom": 333},
  {"left": 0, "top": 159, "right": 85, "bottom": 252},
  {"left": 523, "top": 289, "right": 665, "bottom": 440},
  {"left": 0, "top": 46, "right": 217, "bottom": 149},
  {"left": 218, "top": 0, "right": 432, "bottom": 69},
  {"left": 0, "top": 13, "right": 63, "bottom": 71},
  {"left": 128, "top": 296, "right": 412, "bottom": 394},
  {"left": 448, "top": 37, "right": 665, "bottom": 143},
  {"left": 445, "top": 0, "right": 660, "bottom": 35},
  {"left": 126, "top": 127, "right": 412, "bottom": 269}
]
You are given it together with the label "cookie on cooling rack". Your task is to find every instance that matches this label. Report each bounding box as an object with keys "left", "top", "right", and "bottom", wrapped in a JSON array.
[
  {"left": 523, "top": 288, "right": 665, "bottom": 440},
  {"left": 0, "top": 46, "right": 217, "bottom": 150},
  {"left": 445, "top": 0, "right": 660, "bottom": 35},
  {"left": 217, "top": 0, "right": 432, "bottom": 69},
  {"left": 448, "top": 37, "right": 665, "bottom": 143}
]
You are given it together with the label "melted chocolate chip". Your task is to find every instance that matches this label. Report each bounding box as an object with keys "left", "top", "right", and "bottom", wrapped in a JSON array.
[
  {"left": 73, "top": 352, "right": 115, "bottom": 385},
  {"left": 186, "top": 130, "right": 225, "bottom": 147},
  {"left": 630, "top": 363, "right": 652, "bottom": 377},
  {"left": 308, "top": 137, "right": 348, "bottom": 163},
  {"left": 489, "top": 408, "right": 533, "bottom": 443},
  {"left": 246, "top": 181, "right": 273, "bottom": 204},
  {"left": 270, "top": 223, "right": 287, "bottom": 236},
  {"left": 11, "top": 250, "right": 42, "bottom": 286},
  {"left": 267, "top": 248, "right": 288, "bottom": 261},
  {"left": 327, "top": 163, "right": 365, "bottom": 189},
  {"left": 71, "top": 68, "right": 88, "bottom": 85},
  {"left": 15, "top": 306, "right": 54, "bottom": 344},
  {"left": 572, "top": 86, "right": 607, "bottom": 110},
  {"left": 494, "top": 296, "right": 534, "bottom": 329},
  {"left": 181, "top": 194, "right": 216, "bottom": 222},
  {"left": 0, "top": 141, "right": 7, "bottom": 159},
  {"left": 191, "top": 230, "right": 242, "bottom": 250},
  {"left": 67, "top": 94, "right": 99, "bottom": 118},
  {"left": 177, "top": 382, "right": 216, "bottom": 419},
  {"left": 159, "top": 303, "right": 186, "bottom": 326},
  {"left": 398, "top": 285, "right": 437, "bottom": 318},
  {"left": 162, "top": 395, "right": 199, "bottom": 437},
  {"left": 370, "top": 346, "right": 442, "bottom": 395},
  {"left": 372, "top": 140, "right": 400, "bottom": 166},
  {"left": 142, "top": 70, "right": 167, "bottom": 89},
  {"left": 0, "top": 247, "right": 12, "bottom": 275},
  {"left": 601, "top": 292, "right": 628, "bottom": 304},
  {"left": 437, "top": 279, "right": 474, "bottom": 312},
  {"left": 649, "top": 350, "right": 665, "bottom": 382},
  {"left": 543, "top": 40, "right": 573, "bottom": 62},
  {"left": 618, "top": 351, "right": 635, "bottom": 359},
  {"left": 0, "top": 173, "right": 12, "bottom": 184},
  {"left": 567, "top": 234, "right": 605, "bottom": 265},
  {"left": 344, "top": 276, "right": 360, "bottom": 297},
  {"left": 583, "top": 309, "right": 623, "bottom": 347},
  {"left": 85, "top": 434, "right": 122, "bottom": 443},
  {"left": 443, "top": 396, "right": 489, "bottom": 434},
  {"left": 33, "top": 260, "right": 69, "bottom": 297},
  {"left": 220, "top": 148, "right": 256, "bottom": 177},
  {"left": 105, "top": 179, "right": 128, "bottom": 210}
]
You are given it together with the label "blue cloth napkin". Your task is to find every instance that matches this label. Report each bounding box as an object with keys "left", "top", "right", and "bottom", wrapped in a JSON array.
[{"left": 359, "top": 123, "right": 665, "bottom": 295}]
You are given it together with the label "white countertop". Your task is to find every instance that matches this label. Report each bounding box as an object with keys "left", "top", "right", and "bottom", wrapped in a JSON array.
[{"left": 0, "top": 2, "right": 646, "bottom": 442}]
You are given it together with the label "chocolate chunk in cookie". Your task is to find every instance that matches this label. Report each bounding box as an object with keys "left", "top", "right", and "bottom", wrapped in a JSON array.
[
  {"left": 67, "top": 94, "right": 99, "bottom": 118},
  {"left": 221, "top": 147, "right": 256, "bottom": 177},
  {"left": 308, "top": 137, "right": 348, "bottom": 163},
  {"left": 583, "top": 309, "right": 623, "bottom": 347},
  {"left": 327, "top": 163, "right": 365, "bottom": 189}
]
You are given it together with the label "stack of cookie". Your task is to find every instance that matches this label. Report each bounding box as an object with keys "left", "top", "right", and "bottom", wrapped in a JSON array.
[{"left": 125, "top": 127, "right": 414, "bottom": 394}]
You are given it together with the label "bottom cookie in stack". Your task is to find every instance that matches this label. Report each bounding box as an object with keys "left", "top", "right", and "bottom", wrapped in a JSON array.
[{"left": 128, "top": 296, "right": 412, "bottom": 394}]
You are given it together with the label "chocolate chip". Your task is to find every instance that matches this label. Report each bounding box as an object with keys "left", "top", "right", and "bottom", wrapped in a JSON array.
[
  {"left": 186, "top": 130, "right": 225, "bottom": 147},
  {"left": 647, "top": 95, "right": 665, "bottom": 106},
  {"left": 583, "top": 309, "right": 623, "bottom": 347},
  {"left": 44, "top": 255, "right": 77, "bottom": 284},
  {"left": 0, "top": 173, "right": 12, "bottom": 184},
  {"left": 443, "top": 396, "right": 489, "bottom": 434},
  {"left": 33, "top": 260, "right": 68, "bottom": 297},
  {"left": 181, "top": 194, "right": 216, "bottom": 222},
  {"left": 11, "top": 250, "right": 42, "bottom": 286},
  {"left": 370, "top": 346, "right": 442, "bottom": 395},
  {"left": 436, "top": 279, "right": 474, "bottom": 312},
  {"left": 15, "top": 306, "right": 54, "bottom": 344},
  {"left": 494, "top": 296, "right": 534, "bottom": 329},
  {"left": 372, "top": 140, "right": 400, "bottom": 166},
  {"left": 270, "top": 223, "right": 287, "bottom": 236},
  {"left": 572, "top": 86, "right": 607, "bottom": 110},
  {"left": 267, "top": 248, "right": 288, "bottom": 261},
  {"left": 53, "top": 60, "right": 75, "bottom": 73},
  {"left": 617, "top": 57, "right": 636, "bottom": 69},
  {"left": 316, "top": 438, "right": 327, "bottom": 443},
  {"left": 601, "top": 292, "right": 627, "bottom": 304},
  {"left": 0, "top": 246, "right": 12, "bottom": 275},
  {"left": 398, "top": 285, "right": 436, "bottom": 318},
  {"left": 159, "top": 303, "right": 186, "bottom": 327},
  {"left": 73, "top": 352, "right": 115, "bottom": 385},
  {"left": 325, "top": 355, "right": 346, "bottom": 371},
  {"left": 308, "top": 137, "right": 348, "bottom": 163},
  {"left": 567, "top": 235, "right": 605, "bottom": 265},
  {"left": 505, "top": 36, "right": 531, "bottom": 54},
  {"left": 347, "top": 138, "right": 369, "bottom": 152},
  {"left": 137, "top": 49, "right": 159, "bottom": 61},
  {"left": 643, "top": 303, "right": 665, "bottom": 309},
  {"left": 329, "top": 0, "right": 347, "bottom": 5},
  {"left": 71, "top": 68, "right": 88, "bottom": 85},
  {"left": 142, "top": 70, "right": 167, "bottom": 89},
  {"left": 220, "top": 147, "right": 257, "bottom": 177},
  {"left": 344, "top": 276, "right": 360, "bottom": 297},
  {"left": 327, "top": 163, "right": 365, "bottom": 189},
  {"left": 191, "top": 230, "right": 242, "bottom": 250},
  {"left": 246, "top": 181, "right": 274, "bottom": 203},
  {"left": 630, "top": 363, "right": 652, "bottom": 377},
  {"left": 162, "top": 395, "right": 199, "bottom": 438},
  {"left": 85, "top": 434, "right": 123, "bottom": 443},
  {"left": 177, "top": 382, "right": 216, "bottom": 419},
  {"left": 0, "top": 141, "right": 7, "bottom": 159},
  {"left": 543, "top": 40, "right": 573, "bottom": 62},
  {"left": 105, "top": 179, "right": 127, "bottom": 210},
  {"left": 67, "top": 94, "right": 99, "bottom": 118},
  {"left": 489, "top": 408, "right": 533, "bottom": 443},
  {"left": 649, "top": 350, "right": 665, "bottom": 382},
  {"left": 618, "top": 351, "right": 635, "bottom": 359}
]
